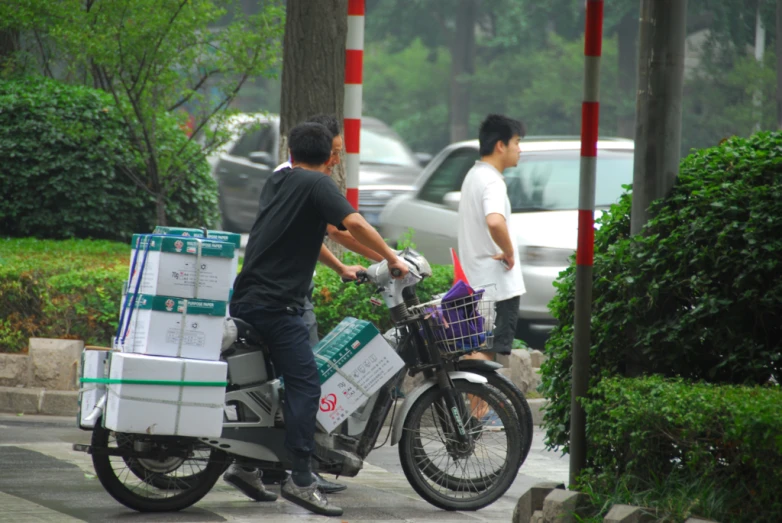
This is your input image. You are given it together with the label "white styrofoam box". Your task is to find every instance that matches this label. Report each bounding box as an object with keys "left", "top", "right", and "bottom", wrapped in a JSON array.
[
  {"left": 118, "top": 294, "right": 227, "bottom": 361},
  {"left": 103, "top": 352, "right": 227, "bottom": 438},
  {"left": 313, "top": 317, "right": 405, "bottom": 433},
  {"left": 78, "top": 347, "right": 111, "bottom": 429},
  {"left": 151, "top": 227, "right": 241, "bottom": 289},
  {"left": 128, "top": 234, "right": 235, "bottom": 302}
]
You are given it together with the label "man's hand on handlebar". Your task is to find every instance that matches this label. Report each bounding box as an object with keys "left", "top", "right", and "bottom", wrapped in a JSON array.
[
  {"left": 338, "top": 264, "right": 366, "bottom": 282},
  {"left": 387, "top": 257, "right": 409, "bottom": 279}
]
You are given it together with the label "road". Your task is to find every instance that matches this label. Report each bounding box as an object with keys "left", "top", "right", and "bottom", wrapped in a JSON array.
[{"left": 0, "top": 413, "right": 568, "bottom": 523}]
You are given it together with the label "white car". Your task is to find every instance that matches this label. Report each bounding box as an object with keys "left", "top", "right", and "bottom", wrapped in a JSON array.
[{"left": 379, "top": 137, "right": 634, "bottom": 343}]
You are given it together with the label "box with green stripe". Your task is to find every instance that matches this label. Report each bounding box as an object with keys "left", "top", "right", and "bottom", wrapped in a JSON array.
[
  {"left": 102, "top": 352, "right": 228, "bottom": 438},
  {"left": 128, "top": 233, "right": 235, "bottom": 302},
  {"left": 151, "top": 227, "right": 242, "bottom": 295},
  {"left": 119, "top": 294, "right": 227, "bottom": 361},
  {"left": 311, "top": 317, "right": 405, "bottom": 433}
]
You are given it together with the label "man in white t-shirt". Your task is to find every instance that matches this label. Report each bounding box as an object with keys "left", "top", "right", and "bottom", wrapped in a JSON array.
[{"left": 457, "top": 114, "right": 526, "bottom": 364}]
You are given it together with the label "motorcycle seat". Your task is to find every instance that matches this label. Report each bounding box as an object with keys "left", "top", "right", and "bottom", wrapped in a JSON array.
[{"left": 231, "top": 317, "right": 265, "bottom": 349}]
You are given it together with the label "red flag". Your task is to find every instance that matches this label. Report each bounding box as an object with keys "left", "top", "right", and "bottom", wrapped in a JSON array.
[{"left": 451, "top": 248, "right": 470, "bottom": 286}]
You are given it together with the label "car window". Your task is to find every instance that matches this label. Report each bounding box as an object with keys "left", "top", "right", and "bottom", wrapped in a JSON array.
[
  {"left": 229, "top": 124, "right": 272, "bottom": 158},
  {"left": 418, "top": 148, "right": 479, "bottom": 204},
  {"left": 503, "top": 150, "right": 633, "bottom": 211},
  {"left": 360, "top": 127, "right": 419, "bottom": 168}
]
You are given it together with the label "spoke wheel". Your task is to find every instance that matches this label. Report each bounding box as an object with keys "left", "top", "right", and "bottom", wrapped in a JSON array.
[
  {"left": 399, "top": 381, "right": 523, "bottom": 511},
  {"left": 473, "top": 370, "right": 534, "bottom": 463},
  {"left": 91, "top": 423, "right": 227, "bottom": 512}
]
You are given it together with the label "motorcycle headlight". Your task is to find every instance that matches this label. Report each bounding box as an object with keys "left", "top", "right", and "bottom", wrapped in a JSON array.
[{"left": 520, "top": 246, "right": 573, "bottom": 267}]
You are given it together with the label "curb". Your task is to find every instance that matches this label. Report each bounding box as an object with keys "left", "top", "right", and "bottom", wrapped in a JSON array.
[
  {"left": 0, "top": 386, "right": 78, "bottom": 417},
  {"left": 528, "top": 398, "right": 546, "bottom": 426}
]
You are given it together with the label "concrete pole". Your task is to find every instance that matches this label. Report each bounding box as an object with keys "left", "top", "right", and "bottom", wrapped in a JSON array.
[
  {"left": 777, "top": 0, "right": 782, "bottom": 129},
  {"left": 630, "top": 0, "right": 687, "bottom": 235},
  {"left": 754, "top": 5, "right": 766, "bottom": 132}
]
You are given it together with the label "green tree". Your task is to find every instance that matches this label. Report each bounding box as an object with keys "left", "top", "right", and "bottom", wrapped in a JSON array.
[
  {"left": 366, "top": 0, "right": 528, "bottom": 142},
  {"left": 0, "top": 0, "right": 284, "bottom": 226}
]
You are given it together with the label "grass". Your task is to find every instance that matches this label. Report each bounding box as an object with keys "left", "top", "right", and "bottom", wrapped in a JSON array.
[{"left": 574, "top": 471, "right": 741, "bottom": 523}]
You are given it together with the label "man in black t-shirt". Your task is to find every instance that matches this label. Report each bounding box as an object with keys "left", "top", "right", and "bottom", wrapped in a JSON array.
[{"left": 229, "top": 122, "right": 408, "bottom": 517}]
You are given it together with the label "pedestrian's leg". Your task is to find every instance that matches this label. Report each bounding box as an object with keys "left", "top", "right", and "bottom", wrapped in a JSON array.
[{"left": 465, "top": 297, "right": 520, "bottom": 420}]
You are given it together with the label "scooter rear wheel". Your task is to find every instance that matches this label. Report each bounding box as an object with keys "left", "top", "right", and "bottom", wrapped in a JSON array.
[{"left": 91, "top": 423, "right": 227, "bottom": 512}]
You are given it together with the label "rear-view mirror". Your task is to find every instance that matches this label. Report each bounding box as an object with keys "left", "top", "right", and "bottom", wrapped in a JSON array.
[
  {"left": 442, "top": 191, "right": 461, "bottom": 211},
  {"left": 249, "top": 151, "right": 274, "bottom": 167},
  {"left": 415, "top": 152, "right": 433, "bottom": 167}
]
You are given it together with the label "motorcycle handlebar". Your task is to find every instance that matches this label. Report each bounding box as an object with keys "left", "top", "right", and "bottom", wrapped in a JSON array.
[{"left": 341, "top": 270, "right": 369, "bottom": 285}]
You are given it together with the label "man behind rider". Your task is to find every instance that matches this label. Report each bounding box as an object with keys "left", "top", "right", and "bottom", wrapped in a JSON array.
[{"left": 228, "top": 121, "right": 408, "bottom": 517}]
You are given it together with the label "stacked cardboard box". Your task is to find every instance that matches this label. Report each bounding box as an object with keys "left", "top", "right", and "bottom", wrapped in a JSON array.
[
  {"left": 79, "top": 229, "right": 236, "bottom": 438},
  {"left": 151, "top": 226, "right": 242, "bottom": 299}
]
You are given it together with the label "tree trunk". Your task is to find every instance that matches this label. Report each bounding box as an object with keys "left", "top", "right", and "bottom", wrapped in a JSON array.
[
  {"left": 776, "top": 0, "right": 782, "bottom": 129},
  {"left": 448, "top": 0, "right": 477, "bottom": 143},
  {"left": 0, "top": 29, "right": 19, "bottom": 74},
  {"left": 279, "top": 0, "right": 347, "bottom": 255},
  {"left": 280, "top": 0, "right": 347, "bottom": 190},
  {"left": 156, "top": 193, "right": 167, "bottom": 227},
  {"left": 616, "top": 10, "right": 638, "bottom": 138}
]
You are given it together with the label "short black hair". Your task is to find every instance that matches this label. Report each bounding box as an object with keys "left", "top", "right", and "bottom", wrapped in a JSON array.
[
  {"left": 288, "top": 122, "right": 334, "bottom": 165},
  {"left": 478, "top": 114, "right": 526, "bottom": 156},
  {"left": 306, "top": 114, "right": 340, "bottom": 136}
]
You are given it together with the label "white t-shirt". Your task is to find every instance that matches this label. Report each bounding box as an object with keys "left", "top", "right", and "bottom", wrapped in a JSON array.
[
  {"left": 274, "top": 160, "right": 291, "bottom": 172},
  {"left": 457, "top": 161, "right": 525, "bottom": 302}
]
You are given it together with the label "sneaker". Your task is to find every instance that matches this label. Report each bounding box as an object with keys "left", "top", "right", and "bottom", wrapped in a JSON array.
[
  {"left": 260, "top": 469, "right": 287, "bottom": 486},
  {"left": 223, "top": 464, "right": 278, "bottom": 502},
  {"left": 281, "top": 477, "right": 343, "bottom": 517},
  {"left": 313, "top": 472, "right": 347, "bottom": 494}
]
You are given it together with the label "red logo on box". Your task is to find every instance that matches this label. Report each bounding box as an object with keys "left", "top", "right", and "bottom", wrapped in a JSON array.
[
  {"left": 174, "top": 239, "right": 184, "bottom": 252},
  {"left": 165, "top": 299, "right": 175, "bottom": 311},
  {"left": 320, "top": 394, "right": 337, "bottom": 412}
]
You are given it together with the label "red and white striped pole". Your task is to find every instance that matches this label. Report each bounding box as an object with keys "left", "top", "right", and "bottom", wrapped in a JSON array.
[
  {"left": 569, "top": 0, "right": 603, "bottom": 486},
  {"left": 344, "top": 0, "right": 364, "bottom": 209}
]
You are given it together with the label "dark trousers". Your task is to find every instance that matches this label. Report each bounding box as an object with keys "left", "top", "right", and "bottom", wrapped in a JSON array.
[
  {"left": 492, "top": 295, "right": 521, "bottom": 355},
  {"left": 230, "top": 302, "right": 321, "bottom": 463}
]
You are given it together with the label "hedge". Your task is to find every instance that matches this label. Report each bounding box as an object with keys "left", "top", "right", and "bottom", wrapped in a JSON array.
[
  {"left": 540, "top": 131, "right": 782, "bottom": 452},
  {"left": 0, "top": 239, "right": 459, "bottom": 352},
  {"left": 0, "top": 238, "right": 128, "bottom": 351},
  {"left": 0, "top": 76, "right": 219, "bottom": 242},
  {"left": 578, "top": 376, "right": 782, "bottom": 523}
]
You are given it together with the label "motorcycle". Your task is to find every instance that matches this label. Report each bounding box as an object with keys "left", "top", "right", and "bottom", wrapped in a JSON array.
[{"left": 74, "top": 248, "right": 532, "bottom": 513}]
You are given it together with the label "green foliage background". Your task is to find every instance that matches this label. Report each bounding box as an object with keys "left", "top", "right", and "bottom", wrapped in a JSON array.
[
  {"left": 540, "top": 131, "right": 782, "bottom": 452},
  {"left": 0, "top": 78, "right": 219, "bottom": 241}
]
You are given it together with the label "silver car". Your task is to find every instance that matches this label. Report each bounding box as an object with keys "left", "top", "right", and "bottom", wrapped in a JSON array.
[
  {"left": 212, "top": 114, "right": 426, "bottom": 232},
  {"left": 378, "top": 137, "right": 634, "bottom": 342}
]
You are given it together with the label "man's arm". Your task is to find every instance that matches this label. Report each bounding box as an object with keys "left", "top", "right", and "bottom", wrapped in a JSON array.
[
  {"left": 342, "top": 213, "right": 409, "bottom": 277},
  {"left": 318, "top": 244, "right": 365, "bottom": 280},
  {"left": 326, "top": 224, "right": 384, "bottom": 262},
  {"left": 486, "top": 213, "right": 515, "bottom": 270}
]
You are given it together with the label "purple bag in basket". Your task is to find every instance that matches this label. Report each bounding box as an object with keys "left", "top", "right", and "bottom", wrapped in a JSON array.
[{"left": 428, "top": 280, "right": 487, "bottom": 351}]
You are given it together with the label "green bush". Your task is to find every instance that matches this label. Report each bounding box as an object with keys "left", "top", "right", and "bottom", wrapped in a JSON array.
[
  {"left": 1, "top": 238, "right": 456, "bottom": 352},
  {"left": 579, "top": 376, "right": 782, "bottom": 523},
  {"left": 0, "top": 238, "right": 128, "bottom": 352},
  {"left": 541, "top": 131, "right": 782, "bottom": 451},
  {"left": 0, "top": 77, "right": 218, "bottom": 241},
  {"left": 311, "top": 250, "right": 455, "bottom": 337}
]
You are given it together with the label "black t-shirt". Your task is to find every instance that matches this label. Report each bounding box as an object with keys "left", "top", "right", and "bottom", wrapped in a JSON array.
[{"left": 231, "top": 167, "right": 357, "bottom": 309}]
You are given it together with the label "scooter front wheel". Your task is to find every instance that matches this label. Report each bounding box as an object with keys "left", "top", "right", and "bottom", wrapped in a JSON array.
[
  {"left": 91, "top": 423, "right": 227, "bottom": 512},
  {"left": 398, "top": 381, "right": 523, "bottom": 511}
]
